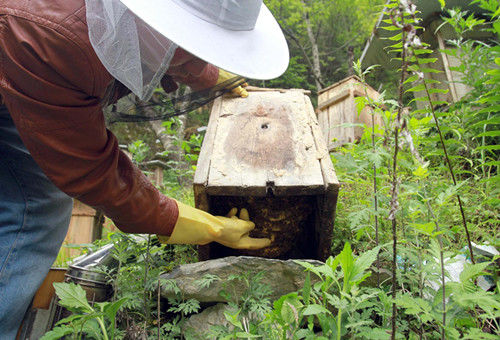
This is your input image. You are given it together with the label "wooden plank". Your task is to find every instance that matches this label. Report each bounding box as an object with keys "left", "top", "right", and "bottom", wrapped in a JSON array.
[
  {"left": 327, "top": 102, "right": 340, "bottom": 149},
  {"left": 328, "top": 98, "right": 355, "bottom": 148},
  {"left": 447, "top": 53, "right": 471, "bottom": 100},
  {"left": 193, "top": 96, "right": 223, "bottom": 186},
  {"left": 207, "top": 90, "right": 324, "bottom": 195},
  {"left": 317, "top": 109, "right": 327, "bottom": 147},
  {"left": 318, "top": 75, "right": 360, "bottom": 95},
  {"left": 244, "top": 86, "right": 311, "bottom": 95},
  {"left": 317, "top": 89, "right": 350, "bottom": 111},
  {"left": 437, "top": 31, "right": 459, "bottom": 102},
  {"left": 318, "top": 88, "right": 331, "bottom": 150},
  {"left": 195, "top": 182, "right": 212, "bottom": 261},
  {"left": 65, "top": 215, "right": 95, "bottom": 256},
  {"left": 316, "top": 86, "right": 331, "bottom": 155},
  {"left": 325, "top": 87, "right": 333, "bottom": 150},
  {"left": 303, "top": 95, "right": 340, "bottom": 260},
  {"left": 303, "top": 96, "right": 339, "bottom": 187},
  {"left": 32, "top": 268, "right": 67, "bottom": 309},
  {"left": 72, "top": 200, "right": 96, "bottom": 216}
]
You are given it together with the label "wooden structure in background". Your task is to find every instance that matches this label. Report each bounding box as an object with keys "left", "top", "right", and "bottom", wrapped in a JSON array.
[
  {"left": 32, "top": 268, "right": 66, "bottom": 309},
  {"left": 147, "top": 167, "right": 164, "bottom": 187},
  {"left": 411, "top": 20, "right": 475, "bottom": 109},
  {"left": 194, "top": 88, "right": 340, "bottom": 261},
  {"left": 63, "top": 200, "right": 103, "bottom": 257},
  {"left": 361, "top": 1, "right": 492, "bottom": 107},
  {"left": 317, "top": 76, "right": 382, "bottom": 151}
]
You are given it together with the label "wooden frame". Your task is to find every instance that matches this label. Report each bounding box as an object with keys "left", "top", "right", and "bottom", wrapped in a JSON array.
[{"left": 194, "top": 88, "right": 339, "bottom": 261}]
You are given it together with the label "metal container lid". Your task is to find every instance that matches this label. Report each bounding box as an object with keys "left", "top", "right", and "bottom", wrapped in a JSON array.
[{"left": 66, "top": 244, "right": 118, "bottom": 285}]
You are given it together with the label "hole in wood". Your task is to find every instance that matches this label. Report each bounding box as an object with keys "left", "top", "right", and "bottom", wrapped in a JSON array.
[
  {"left": 261, "top": 123, "right": 269, "bottom": 129},
  {"left": 266, "top": 181, "right": 275, "bottom": 197}
]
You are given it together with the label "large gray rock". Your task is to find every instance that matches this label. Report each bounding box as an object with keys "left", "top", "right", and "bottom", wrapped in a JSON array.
[
  {"left": 160, "top": 256, "right": 323, "bottom": 303},
  {"left": 182, "top": 303, "right": 234, "bottom": 339}
]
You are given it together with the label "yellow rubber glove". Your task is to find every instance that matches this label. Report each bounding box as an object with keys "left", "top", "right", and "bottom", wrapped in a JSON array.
[
  {"left": 159, "top": 201, "right": 270, "bottom": 250},
  {"left": 218, "top": 69, "right": 249, "bottom": 98}
]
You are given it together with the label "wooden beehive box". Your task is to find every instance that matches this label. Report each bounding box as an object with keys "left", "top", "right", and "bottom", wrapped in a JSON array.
[
  {"left": 62, "top": 200, "right": 103, "bottom": 257},
  {"left": 317, "top": 75, "right": 382, "bottom": 151},
  {"left": 194, "top": 88, "right": 340, "bottom": 261}
]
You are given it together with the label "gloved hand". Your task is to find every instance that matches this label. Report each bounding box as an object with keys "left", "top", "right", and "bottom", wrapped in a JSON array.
[
  {"left": 159, "top": 201, "right": 270, "bottom": 250},
  {"left": 217, "top": 69, "right": 248, "bottom": 98}
]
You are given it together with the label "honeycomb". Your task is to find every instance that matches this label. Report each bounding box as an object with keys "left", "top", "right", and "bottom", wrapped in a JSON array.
[{"left": 208, "top": 195, "right": 315, "bottom": 259}]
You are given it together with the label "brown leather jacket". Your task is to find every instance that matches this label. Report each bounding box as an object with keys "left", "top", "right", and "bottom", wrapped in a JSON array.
[{"left": 0, "top": 0, "right": 209, "bottom": 235}]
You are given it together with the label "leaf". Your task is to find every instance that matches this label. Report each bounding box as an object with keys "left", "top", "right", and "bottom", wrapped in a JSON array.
[
  {"left": 410, "top": 222, "right": 435, "bottom": 236},
  {"left": 463, "top": 327, "right": 500, "bottom": 339},
  {"left": 53, "top": 282, "right": 93, "bottom": 312},
  {"left": 281, "top": 301, "right": 299, "bottom": 324},
  {"left": 337, "top": 242, "right": 356, "bottom": 291},
  {"left": 414, "top": 57, "right": 438, "bottom": 64},
  {"left": 428, "top": 88, "right": 449, "bottom": 95},
  {"left": 40, "top": 325, "right": 75, "bottom": 340},
  {"left": 194, "top": 273, "right": 220, "bottom": 289},
  {"left": 223, "top": 310, "right": 243, "bottom": 329},
  {"left": 475, "top": 144, "right": 500, "bottom": 151},
  {"left": 80, "top": 319, "right": 103, "bottom": 339},
  {"left": 302, "top": 272, "right": 311, "bottom": 305},
  {"left": 302, "top": 304, "right": 332, "bottom": 316},
  {"left": 406, "top": 84, "right": 426, "bottom": 93},
  {"left": 476, "top": 130, "right": 500, "bottom": 138},
  {"left": 234, "top": 332, "right": 261, "bottom": 339},
  {"left": 273, "top": 292, "right": 299, "bottom": 315},
  {"left": 54, "top": 313, "right": 88, "bottom": 327},
  {"left": 357, "top": 327, "right": 391, "bottom": 339},
  {"left": 295, "top": 328, "right": 315, "bottom": 339},
  {"left": 451, "top": 290, "right": 500, "bottom": 313},
  {"left": 350, "top": 245, "right": 383, "bottom": 285},
  {"left": 99, "top": 297, "right": 128, "bottom": 338},
  {"left": 168, "top": 299, "right": 200, "bottom": 315},
  {"left": 396, "top": 294, "right": 432, "bottom": 317},
  {"left": 459, "top": 262, "right": 491, "bottom": 282},
  {"left": 101, "top": 297, "right": 128, "bottom": 321}
]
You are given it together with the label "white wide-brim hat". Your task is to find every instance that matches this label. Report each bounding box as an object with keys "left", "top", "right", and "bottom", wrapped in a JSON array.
[{"left": 119, "top": 0, "right": 289, "bottom": 80}]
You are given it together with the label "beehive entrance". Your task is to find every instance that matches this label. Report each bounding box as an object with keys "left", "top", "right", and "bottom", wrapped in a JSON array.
[{"left": 208, "top": 195, "right": 316, "bottom": 259}]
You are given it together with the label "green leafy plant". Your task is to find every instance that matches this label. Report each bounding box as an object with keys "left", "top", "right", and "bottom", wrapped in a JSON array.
[
  {"left": 41, "top": 283, "right": 127, "bottom": 340},
  {"left": 128, "top": 139, "right": 150, "bottom": 164}
]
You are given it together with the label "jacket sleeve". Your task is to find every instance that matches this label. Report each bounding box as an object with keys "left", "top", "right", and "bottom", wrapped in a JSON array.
[{"left": 0, "top": 16, "right": 178, "bottom": 235}]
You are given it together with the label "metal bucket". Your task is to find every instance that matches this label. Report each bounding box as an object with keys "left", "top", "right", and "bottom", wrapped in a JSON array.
[
  {"left": 64, "top": 243, "right": 117, "bottom": 302},
  {"left": 19, "top": 244, "right": 119, "bottom": 338}
]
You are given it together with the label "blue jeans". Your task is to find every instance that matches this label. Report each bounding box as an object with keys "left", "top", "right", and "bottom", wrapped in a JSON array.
[{"left": 0, "top": 105, "right": 73, "bottom": 339}]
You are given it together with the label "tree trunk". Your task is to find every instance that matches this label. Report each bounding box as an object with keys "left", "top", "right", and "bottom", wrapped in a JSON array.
[
  {"left": 148, "top": 119, "right": 181, "bottom": 162},
  {"left": 302, "top": 1, "right": 323, "bottom": 92},
  {"left": 144, "top": 86, "right": 191, "bottom": 163},
  {"left": 348, "top": 45, "right": 355, "bottom": 75}
]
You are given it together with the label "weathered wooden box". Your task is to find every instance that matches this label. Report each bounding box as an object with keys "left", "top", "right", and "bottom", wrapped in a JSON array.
[
  {"left": 63, "top": 200, "right": 103, "bottom": 257},
  {"left": 194, "top": 88, "right": 339, "bottom": 261},
  {"left": 317, "top": 75, "right": 382, "bottom": 151}
]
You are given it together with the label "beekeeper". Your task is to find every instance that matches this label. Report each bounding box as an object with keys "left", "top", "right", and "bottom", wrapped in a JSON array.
[{"left": 0, "top": 0, "right": 289, "bottom": 336}]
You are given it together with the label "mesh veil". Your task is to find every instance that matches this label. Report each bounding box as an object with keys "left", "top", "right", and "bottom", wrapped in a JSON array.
[
  {"left": 85, "top": 0, "right": 247, "bottom": 124},
  {"left": 85, "top": 0, "right": 178, "bottom": 101},
  {"left": 105, "top": 76, "right": 246, "bottom": 124}
]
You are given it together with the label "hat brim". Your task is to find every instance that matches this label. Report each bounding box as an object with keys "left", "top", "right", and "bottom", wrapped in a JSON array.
[{"left": 119, "top": 0, "right": 289, "bottom": 80}]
